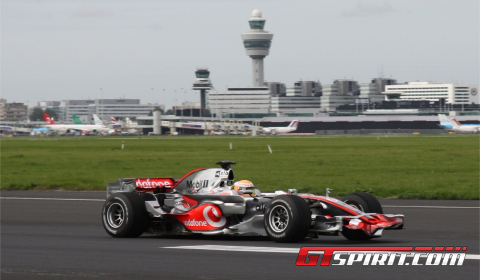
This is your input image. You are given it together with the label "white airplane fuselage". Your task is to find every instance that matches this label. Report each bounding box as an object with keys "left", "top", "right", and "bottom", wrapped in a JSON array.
[
  {"left": 260, "top": 120, "right": 299, "bottom": 135},
  {"left": 46, "top": 124, "right": 111, "bottom": 133},
  {"left": 261, "top": 127, "right": 297, "bottom": 134}
]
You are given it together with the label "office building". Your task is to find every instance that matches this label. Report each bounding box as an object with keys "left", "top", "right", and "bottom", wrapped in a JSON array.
[
  {"left": 208, "top": 87, "right": 271, "bottom": 117},
  {"left": 61, "top": 99, "right": 163, "bottom": 123},
  {"left": 384, "top": 82, "right": 479, "bottom": 104},
  {"left": 359, "top": 78, "right": 397, "bottom": 104},
  {"left": 0, "top": 99, "right": 28, "bottom": 122},
  {"left": 271, "top": 96, "right": 321, "bottom": 115},
  {"left": 265, "top": 82, "right": 286, "bottom": 97},
  {"left": 286, "top": 81, "right": 321, "bottom": 97}
]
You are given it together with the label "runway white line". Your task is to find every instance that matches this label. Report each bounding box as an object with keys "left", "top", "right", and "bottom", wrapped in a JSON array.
[
  {"left": 162, "top": 245, "right": 480, "bottom": 260},
  {"left": 0, "top": 197, "right": 104, "bottom": 202},
  {"left": 0, "top": 197, "right": 476, "bottom": 208}
]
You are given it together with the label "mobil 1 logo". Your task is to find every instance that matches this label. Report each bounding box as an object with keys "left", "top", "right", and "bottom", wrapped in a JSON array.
[{"left": 186, "top": 180, "right": 209, "bottom": 189}]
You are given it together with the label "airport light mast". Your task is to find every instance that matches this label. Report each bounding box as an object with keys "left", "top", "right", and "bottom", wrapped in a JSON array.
[
  {"left": 241, "top": 10, "right": 274, "bottom": 87},
  {"left": 192, "top": 68, "right": 212, "bottom": 117}
]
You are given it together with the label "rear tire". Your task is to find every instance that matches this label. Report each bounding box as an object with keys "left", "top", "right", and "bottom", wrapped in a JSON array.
[
  {"left": 264, "top": 195, "right": 311, "bottom": 243},
  {"left": 342, "top": 192, "right": 383, "bottom": 214},
  {"left": 102, "top": 192, "right": 149, "bottom": 238}
]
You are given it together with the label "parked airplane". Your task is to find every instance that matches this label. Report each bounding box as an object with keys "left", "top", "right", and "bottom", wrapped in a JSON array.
[
  {"left": 93, "top": 114, "right": 103, "bottom": 125},
  {"left": 72, "top": 114, "right": 83, "bottom": 124},
  {"left": 260, "top": 120, "right": 299, "bottom": 135},
  {"left": 0, "top": 126, "right": 14, "bottom": 134},
  {"left": 124, "top": 117, "right": 139, "bottom": 134},
  {"left": 44, "top": 114, "right": 114, "bottom": 135},
  {"left": 438, "top": 114, "right": 480, "bottom": 133},
  {"left": 126, "top": 117, "right": 138, "bottom": 127},
  {"left": 31, "top": 127, "right": 50, "bottom": 135}
]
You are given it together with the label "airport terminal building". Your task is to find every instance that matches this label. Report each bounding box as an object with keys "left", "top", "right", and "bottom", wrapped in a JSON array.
[{"left": 384, "top": 82, "right": 478, "bottom": 104}]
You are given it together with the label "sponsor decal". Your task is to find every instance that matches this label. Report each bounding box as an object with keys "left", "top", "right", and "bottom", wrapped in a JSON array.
[
  {"left": 296, "top": 247, "right": 467, "bottom": 266},
  {"left": 215, "top": 170, "right": 229, "bottom": 178},
  {"left": 203, "top": 206, "right": 227, "bottom": 227},
  {"left": 184, "top": 219, "right": 207, "bottom": 227},
  {"left": 135, "top": 179, "right": 172, "bottom": 189},
  {"left": 186, "top": 180, "right": 209, "bottom": 189},
  {"left": 255, "top": 204, "right": 267, "bottom": 212}
]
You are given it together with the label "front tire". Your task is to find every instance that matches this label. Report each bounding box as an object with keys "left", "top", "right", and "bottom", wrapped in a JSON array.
[
  {"left": 341, "top": 192, "right": 383, "bottom": 241},
  {"left": 342, "top": 192, "right": 383, "bottom": 214},
  {"left": 264, "top": 195, "right": 311, "bottom": 243},
  {"left": 102, "top": 192, "right": 149, "bottom": 238}
]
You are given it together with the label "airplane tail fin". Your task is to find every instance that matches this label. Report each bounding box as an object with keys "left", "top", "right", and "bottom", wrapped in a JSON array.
[
  {"left": 43, "top": 113, "right": 55, "bottom": 124},
  {"left": 451, "top": 118, "right": 462, "bottom": 128},
  {"left": 126, "top": 117, "right": 132, "bottom": 126},
  {"left": 438, "top": 114, "right": 454, "bottom": 128},
  {"left": 93, "top": 114, "right": 102, "bottom": 125},
  {"left": 288, "top": 120, "right": 299, "bottom": 128},
  {"left": 72, "top": 114, "right": 83, "bottom": 124},
  {"left": 110, "top": 117, "right": 117, "bottom": 123}
]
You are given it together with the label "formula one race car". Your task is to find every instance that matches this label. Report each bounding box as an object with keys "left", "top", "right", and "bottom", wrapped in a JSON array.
[{"left": 102, "top": 161, "right": 404, "bottom": 243}]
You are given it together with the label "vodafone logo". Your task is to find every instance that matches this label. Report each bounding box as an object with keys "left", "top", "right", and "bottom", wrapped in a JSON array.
[
  {"left": 203, "top": 206, "right": 226, "bottom": 228},
  {"left": 135, "top": 179, "right": 172, "bottom": 189},
  {"left": 184, "top": 219, "right": 207, "bottom": 227}
]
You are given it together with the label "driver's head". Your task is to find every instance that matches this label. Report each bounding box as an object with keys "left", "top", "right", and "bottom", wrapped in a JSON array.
[{"left": 232, "top": 180, "right": 255, "bottom": 197}]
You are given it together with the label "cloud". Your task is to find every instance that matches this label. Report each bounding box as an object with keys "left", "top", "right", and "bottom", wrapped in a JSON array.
[
  {"left": 73, "top": 4, "right": 114, "bottom": 18},
  {"left": 341, "top": 0, "right": 397, "bottom": 18}
]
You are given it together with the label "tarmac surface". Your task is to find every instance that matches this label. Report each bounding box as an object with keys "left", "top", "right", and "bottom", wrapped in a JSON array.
[{"left": 1, "top": 191, "right": 479, "bottom": 280}]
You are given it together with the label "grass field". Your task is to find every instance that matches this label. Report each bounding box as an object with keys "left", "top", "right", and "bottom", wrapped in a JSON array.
[{"left": 1, "top": 135, "right": 479, "bottom": 199}]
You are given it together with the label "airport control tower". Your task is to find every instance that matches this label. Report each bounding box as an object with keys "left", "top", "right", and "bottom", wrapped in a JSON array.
[
  {"left": 241, "top": 10, "right": 274, "bottom": 87},
  {"left": 192, "top": 68, "right": 212, "bottom": 117}
]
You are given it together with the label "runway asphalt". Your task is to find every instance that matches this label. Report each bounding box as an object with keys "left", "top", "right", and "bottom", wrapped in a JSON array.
[{"left": 1, "top": 191, "right": 479, "bottom": 280}]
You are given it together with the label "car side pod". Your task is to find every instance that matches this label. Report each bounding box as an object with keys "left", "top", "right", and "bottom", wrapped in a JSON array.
[{"left": 198, "top": 200, "right": 246, "bottom": 215}]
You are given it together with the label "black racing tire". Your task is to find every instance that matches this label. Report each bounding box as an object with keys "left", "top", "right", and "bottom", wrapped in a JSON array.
[
  {"left": 102, "top": 192, "right": 149, "bottom": 238},
  {"left": 264, "top": 195, "right": 311, "bottom": 243},
  {"left": 342, "top": 192, "right": 383, "bottom": 214}
]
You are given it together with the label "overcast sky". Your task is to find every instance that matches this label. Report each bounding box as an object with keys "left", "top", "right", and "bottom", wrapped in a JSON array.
[{"left": 2, "top": 0, "right": 479, "bottom": 109}]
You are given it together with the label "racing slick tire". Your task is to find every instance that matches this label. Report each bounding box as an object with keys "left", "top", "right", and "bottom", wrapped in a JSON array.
[
  {"left": 264, "top": 195, "right": 311, "bottom": 243},
  {"left": 341, "top": 192, "right": 383, "bottom": 241},
  {"left": 342, "top": 192, "right": 383, "bottom": 214},
  {"left": 102, "top": 192, "right": 149, "bottom": 238}
]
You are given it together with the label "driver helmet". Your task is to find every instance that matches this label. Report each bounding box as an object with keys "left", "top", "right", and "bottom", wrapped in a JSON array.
[{"left": 231, "top": 180, "right": 255, "bottom": 197}]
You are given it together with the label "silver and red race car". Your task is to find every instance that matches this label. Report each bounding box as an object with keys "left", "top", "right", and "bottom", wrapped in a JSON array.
[{"left": 102, "top": 161, "right": 404, "bottom": 242}]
